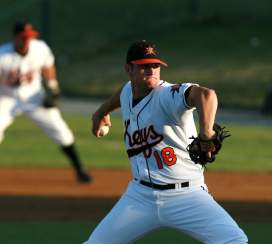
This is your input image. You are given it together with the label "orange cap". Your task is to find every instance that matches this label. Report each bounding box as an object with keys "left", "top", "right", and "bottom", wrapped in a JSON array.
[{"left": 13, "top": 22, "right": 39, "bottom": 39}]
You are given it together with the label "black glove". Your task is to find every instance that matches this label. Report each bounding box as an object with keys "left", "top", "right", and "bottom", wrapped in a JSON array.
[
  {"left": 186, "top": 123, "right": 231, "bottom": 166},
  {"left": 42, "top": 80, "right": 60, "bottom": 108}
]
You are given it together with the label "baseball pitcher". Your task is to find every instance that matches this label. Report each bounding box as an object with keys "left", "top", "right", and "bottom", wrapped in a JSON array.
[{"left": 85, "top": 40, "right": 248, "bottom": 243}]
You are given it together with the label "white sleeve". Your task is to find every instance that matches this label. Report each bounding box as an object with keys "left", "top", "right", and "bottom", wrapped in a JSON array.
[
  {"left": 120, "top": 81, "right": 131, "bottom": 107},
  {"left": 42, "top": 43, "right": 55, "bottom": 67},
  {"left": 33, "top": 40, "right": 55, "bottom": 68},
  {"left": 159, "top": 82, "right": 198, "bottom": 121},
  {"left": 0, "top": 44, "right": 11, "bottom": 78},
  {"left": 0, "top": 60, "right": 2, "bottom": 77}
]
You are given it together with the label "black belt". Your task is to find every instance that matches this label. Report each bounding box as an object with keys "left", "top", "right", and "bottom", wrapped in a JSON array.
[{"left": 136, "top": 179, "right": 189, "bottom": 190}]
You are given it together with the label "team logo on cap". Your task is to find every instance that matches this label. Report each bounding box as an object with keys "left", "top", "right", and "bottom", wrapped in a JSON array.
[{"left": 145, "top": 47, "right": 156, "bottom": 56}]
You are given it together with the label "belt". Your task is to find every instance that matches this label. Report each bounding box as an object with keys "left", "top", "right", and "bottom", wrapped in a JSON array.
[{"left": 135, "top": 178, "right": 189, "bottom": 190}]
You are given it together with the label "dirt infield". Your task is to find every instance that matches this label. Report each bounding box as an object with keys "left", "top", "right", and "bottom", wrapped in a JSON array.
[{"left": 0, "top": 167, "right": 271, "bottom": 222}]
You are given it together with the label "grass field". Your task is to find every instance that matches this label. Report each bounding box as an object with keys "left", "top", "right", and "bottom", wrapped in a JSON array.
[
  {"left": 0, "top": 222, "right": 271, "bottom": 243},
  {"left": 0, "top": 0, "right": 271, "bottom": 109},
  {"left": 0, "top": 112, "right": 271, "bottom": 244},
  {"left": 1, "top": 113, "right": 272, "bottom": 172}
]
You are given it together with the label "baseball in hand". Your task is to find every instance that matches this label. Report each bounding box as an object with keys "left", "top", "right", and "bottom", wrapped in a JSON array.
[{"left": 98, "top": 125, "right": 110, "bottom": 137}]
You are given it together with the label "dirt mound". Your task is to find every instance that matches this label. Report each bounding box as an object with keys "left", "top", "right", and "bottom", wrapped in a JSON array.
[{"left": 0, "top": 167, "right": 271, "bottom": 221}]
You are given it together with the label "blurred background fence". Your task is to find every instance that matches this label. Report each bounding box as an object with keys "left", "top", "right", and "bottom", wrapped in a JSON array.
[{"left": 1, "top": 0, "right": 272, "bottom": 110}]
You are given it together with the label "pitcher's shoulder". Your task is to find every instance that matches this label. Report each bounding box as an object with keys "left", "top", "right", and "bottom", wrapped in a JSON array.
[{"left": 29, "top": 39, "right": 49, "bottom": 49}]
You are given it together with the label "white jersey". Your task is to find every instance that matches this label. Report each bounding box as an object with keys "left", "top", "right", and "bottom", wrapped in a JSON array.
[
  {"left": 0, "top": 39, "right": 54, "bottom": 100},
  {"left": 120, "top": 80, "right": 203, "bottom": 184},
  {"left": 0, "top": 39, "right": 73, "bottom": 146},
  {"left": 85, "top": 80, "right": 248, "bottom": 244}
]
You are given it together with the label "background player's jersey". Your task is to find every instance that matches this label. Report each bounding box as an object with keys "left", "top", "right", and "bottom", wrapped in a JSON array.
[
  {"left": 120, "top": 80, "right": 204, "bottom": 184},
  {"left": 0, "top": 39, "right": 54, "bottom": 100}
]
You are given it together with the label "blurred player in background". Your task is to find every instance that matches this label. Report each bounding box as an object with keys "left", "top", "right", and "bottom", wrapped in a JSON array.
[{"left": 0, "top": 21, "right": 91, "bottom": 183}]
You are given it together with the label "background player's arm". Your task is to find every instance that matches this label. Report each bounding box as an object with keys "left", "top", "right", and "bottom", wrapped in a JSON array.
[
  {"left": 41, "top": 65, "right": 60, "bottom": 108},
  {"left": 42, "top": 65, "right": 60, "bottom": 93},
  {"left": 92, "top": 87, "right": 122, "bottom": 137},
  {"left": 186, "top": 85, "right": 218, "bottom": 139}
]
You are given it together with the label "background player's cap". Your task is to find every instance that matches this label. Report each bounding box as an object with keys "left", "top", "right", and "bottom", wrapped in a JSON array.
[
  {"left": 13, "top": 21, "right": 39, "bottom": 39},
  {"left": 126, "top": 40, "right": 168, "bottom": 67}
]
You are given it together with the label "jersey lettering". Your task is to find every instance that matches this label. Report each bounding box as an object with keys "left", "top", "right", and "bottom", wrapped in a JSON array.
[
  {"left": 5, "top": 69, "right": 33, "bottom": 86},
  {"left": 154, "top": 151, "right": 163, "bottom": 169},
  {"left": 154, "top": 147, "right": 177, "bottom": 169},
  {"left": 124, "top": 119, "right": 164, "bottom": 158},
  {"left": 161, "top": 147, "right": 177, "bottom": 166}
]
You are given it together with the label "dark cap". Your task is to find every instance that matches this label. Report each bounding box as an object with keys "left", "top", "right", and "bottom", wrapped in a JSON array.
[
  {"left": 126, "top": 40, "right": 167, "bottom": 67},
  {"left": 13, "top": 21, "right": 39, "bottom": 39}
]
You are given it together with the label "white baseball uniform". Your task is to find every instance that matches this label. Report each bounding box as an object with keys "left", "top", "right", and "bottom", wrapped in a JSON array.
[
  {"left": 84, "top": 81, "right": 248, "bottom": 244},
  {"left": 0, "top": 39, "right": 74, "bottom": 145}
]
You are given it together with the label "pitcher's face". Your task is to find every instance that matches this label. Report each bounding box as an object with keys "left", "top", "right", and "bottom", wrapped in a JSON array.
[{"left": 126, "top": 63, "right": 161, "bottom": 91}]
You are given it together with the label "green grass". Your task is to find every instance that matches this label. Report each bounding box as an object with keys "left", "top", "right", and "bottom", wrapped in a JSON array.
[
  {"left": 1, "top": 114, "right": 272, "bottom": 172},
  {"left": 0, "top": 113, "right": 127, "bottom": 168},
  {"left": 0, "top": 222, "right": 270, "bottom": 244},
  {"left": 208, "top": 124, "right": 272, "bottom": 172},
  {"left": 58, "top": 24, "right": 272, "bottom": 110},
  {"left": 0, "top": 1, "right": 272, "bottom": 109}
]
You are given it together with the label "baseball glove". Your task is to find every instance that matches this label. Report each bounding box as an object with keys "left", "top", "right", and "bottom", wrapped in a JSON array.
[
  {"left": 187, "top": 123, "right": 230, "bottom": 166},
  {"left": 43, "top": 90, "right": 60, "bottom": 108}
]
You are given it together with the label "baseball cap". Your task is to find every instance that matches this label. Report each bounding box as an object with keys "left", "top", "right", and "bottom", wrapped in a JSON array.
[
  {"left": 126, "top": 40, "right": 167, "bottom": 67},
  {"left": 13, "top": 21, "right": 39, "bottom": 39}
]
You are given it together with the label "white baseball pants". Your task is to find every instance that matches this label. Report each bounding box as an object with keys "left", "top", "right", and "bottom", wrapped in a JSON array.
[
  {"left": 0, "top": 95, "right": 74, "bottom": 146},
  {"left": 83, "top": 180, "right": 248, "bottom": 244}
]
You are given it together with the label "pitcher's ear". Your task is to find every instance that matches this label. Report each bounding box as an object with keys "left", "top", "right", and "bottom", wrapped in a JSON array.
[{"left": 125, "top": 63, "right": 132, "bottom": 74}]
